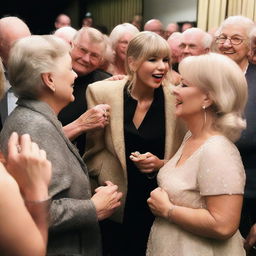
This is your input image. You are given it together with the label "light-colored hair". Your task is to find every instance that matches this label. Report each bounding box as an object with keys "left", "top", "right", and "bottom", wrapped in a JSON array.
[
  {"left": 217, "top": 15, "right": 254, "bottom": 38},
  {"left": 125, "top": 31, "right": 171, "bottom": 89},
  {"left": 8, "top": 35, "right": 70, "bottom": 99},
  {"left": 53, "top": 26, "right": 77, "bottom": 43},
  {"left": 109, "top": 23, "right": 139, "bottom": 49},
  {"left": 249, "top": 25, "right": 256, "bottom": 40},
  {"left": 179, "top": 52, "right": 247, "bottom": 142},
  {"left": 73, "top": 27, "right": 107, "bottom": 58},
  {"left": 182, "top": 27, "right": 212, "bottom": 49}
]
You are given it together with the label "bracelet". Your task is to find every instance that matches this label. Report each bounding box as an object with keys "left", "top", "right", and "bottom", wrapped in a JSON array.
[{"left": 167, "top": 205, "right": 176, "bottom": 220}]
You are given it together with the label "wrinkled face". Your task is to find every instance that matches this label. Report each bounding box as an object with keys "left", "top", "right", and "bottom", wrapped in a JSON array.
[
  {"left": 172, "top": 79, "right": 208, "bottom": 120},
  {"left": 52, "top": 53, "right": 77, "bottom": 106},
  {"left": 132, "top": 55, "right": 170, "bottom": 89},
  {"left": 180, "top": 33, "right": 208, "bottom": 60},
  {"left": 216, "top": 24, "right": 249, "bottom": 65},
  {"left": 115, "top": 33, "right": 135, "bottom": 62},
  {"left": 71, "top": 33, "right": 103, "bottom": 76}
]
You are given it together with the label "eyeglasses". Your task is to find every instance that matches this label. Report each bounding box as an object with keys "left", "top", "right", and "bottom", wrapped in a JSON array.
[
  {"left": 73, "top": 43, "right": 102, "bottom": 62},
  {"left": 215, "top": 35, "right": 245, "bottom": 45}
]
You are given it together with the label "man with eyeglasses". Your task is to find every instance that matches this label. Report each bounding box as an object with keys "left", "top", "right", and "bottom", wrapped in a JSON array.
[
  {"left": 179, "top": 27, "right": 212, "bottom": 60},
  {"left": 216, "top": 15, "right": 256, "bottom": 255},
  {"left": 58, "top": 27, "right": 111, "bottom": 155}
]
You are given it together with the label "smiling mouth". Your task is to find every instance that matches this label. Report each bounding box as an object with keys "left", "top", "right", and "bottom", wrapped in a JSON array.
[{"left": 152, "top": 74, "right": 164, "bottom": 79}]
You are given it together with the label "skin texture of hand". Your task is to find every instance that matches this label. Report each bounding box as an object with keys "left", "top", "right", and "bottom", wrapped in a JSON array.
[
  {"left": 5, "top": 132, "right": 52, "bottom": 201},
  {"left": 63, "top": 104, "right": 110, "bottom": 140},
  {"left": 244, "top": 223, "right": 256, "bottom": 252},
  {"left": 129, "top": 152, "right": 164, "bottom": 173},
  {"left": 91, "top": 181, "right": 123, "bottom": 221},
  {"left": 147, "top": 187, "right": 173, "bottom": 219}
]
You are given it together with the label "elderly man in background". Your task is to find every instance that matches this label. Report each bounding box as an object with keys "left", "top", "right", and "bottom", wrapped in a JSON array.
[
  {"left": 179, "top": 27, "right": 212, "bottom": 60},
  {"left": 0, "top": 16, "right": 31, "bottom": 128},
  {"left": 144, "top": 18, "right": 164, "bottom": 37},
  {"left": 54, "top": 13, "right": 71, "bottom": 29},
  {"left": 165, "top": 22, "right": 179, "bottom": 39},
  {"left": 53, "top": 26, "right": 77, "bottom": 45},
  {"left": 58, "top": 27, "right": 112, "bottom": 155},
  {"left": 215, "top": 16, "right": 256, "bottom": 255}
]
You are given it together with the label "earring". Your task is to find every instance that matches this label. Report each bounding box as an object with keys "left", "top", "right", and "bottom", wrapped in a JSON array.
[{"left": 202, "top": 105, "right": 206, "bottom": 125}]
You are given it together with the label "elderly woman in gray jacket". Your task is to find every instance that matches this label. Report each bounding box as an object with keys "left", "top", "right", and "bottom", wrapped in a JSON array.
[{"left": 0, "top": 35, "right": 122, "bottom": 256}]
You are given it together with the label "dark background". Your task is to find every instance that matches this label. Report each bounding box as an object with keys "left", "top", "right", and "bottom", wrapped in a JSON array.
[{"left": 0, "top": 0, "right": 87, "bottom": 34}]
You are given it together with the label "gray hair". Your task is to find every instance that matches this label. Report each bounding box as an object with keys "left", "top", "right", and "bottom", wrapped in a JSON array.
[
  {"left": 8, "top": 35, "right": 70, "bottom": 99},
  {"left": 182, "top": 27, "right": 212, "bottom": 49},
  {"left": 109, "top": 23, "right": 139, "bottom": 49},
  {"left": 216, "top": 15, "right": 254, "bottom": 38}
]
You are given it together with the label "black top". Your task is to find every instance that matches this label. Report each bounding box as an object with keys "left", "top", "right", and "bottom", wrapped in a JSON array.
[
  {"left": 236, "top": 63, "right": 256, "bottom": 198},
  {"left": 58, "top": 70, "right": 111, "bottom": 155},
  {"left": 123, "top": 84, "right": 165, "bottom": 253}
]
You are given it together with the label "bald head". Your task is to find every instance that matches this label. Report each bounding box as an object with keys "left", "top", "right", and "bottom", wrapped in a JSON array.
[
  {"left": 55, "top": 14, "right": 71, "bottom": 29},
  {"left": 144, "top": 19, "right": 164, "bottom": 37},
  {"left": 54, "top": 26, "right": 77, "bottom": 45},
  {"left": 0, "top": 16, "right": 31, "bottom": 67}
]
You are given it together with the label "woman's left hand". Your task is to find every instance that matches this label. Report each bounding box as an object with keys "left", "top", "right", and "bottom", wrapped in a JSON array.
[
  {"left": 147, "top": 187, "right": 173, "bottom": 218},
  {"left": 129, "top": 152, "right": 164, "bottom": 173}
]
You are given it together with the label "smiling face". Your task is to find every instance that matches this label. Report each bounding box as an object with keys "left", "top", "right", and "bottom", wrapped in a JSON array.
[
  {"left": 216, "top": 24, "right": 249, "bottom": 66},
  {"left": 71, "top": 31, "right": 104, "bottom": 76},
  {"left": 52, "top": 53, "right": 77, "bottom": 106},
  {"left": 172, "top": 79, "right": 209, "bottom": 120},
  {"left": 131, "top": 55, "right": 170, "bottom": 90}
]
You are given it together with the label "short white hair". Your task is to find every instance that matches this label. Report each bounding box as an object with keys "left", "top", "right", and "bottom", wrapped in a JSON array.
[
  {"left": 8, "top": 35, "right": 70, "bottom": 99},
  {"left": 109, "top": 23, "right": 139, "bottom": 49},
  {"left": 182, "top": 27, "right": 212, "bottom": 49}
]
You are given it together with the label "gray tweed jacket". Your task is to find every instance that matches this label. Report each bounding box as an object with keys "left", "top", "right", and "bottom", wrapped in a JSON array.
[{"left": 0, "top": 99, "right": 102, "bottom": 256}]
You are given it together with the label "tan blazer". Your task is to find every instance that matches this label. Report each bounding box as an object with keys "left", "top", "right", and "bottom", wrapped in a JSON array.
[{"left": 84, "top": 78, "right": 185, "bottom": 222}]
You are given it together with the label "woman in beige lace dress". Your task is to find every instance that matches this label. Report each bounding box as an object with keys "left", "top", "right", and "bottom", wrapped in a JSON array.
[{"left": 147, "top": 53, "right": 247, "bottom": 256}]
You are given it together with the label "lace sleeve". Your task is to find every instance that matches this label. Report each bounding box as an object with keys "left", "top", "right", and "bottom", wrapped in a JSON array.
[{"left": 198, "top": 136, "right": 245, "bottom": 196}]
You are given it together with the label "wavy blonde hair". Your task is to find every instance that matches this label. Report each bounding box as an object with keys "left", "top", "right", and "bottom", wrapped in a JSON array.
[{"left": 179, "top": 53, "right": 248, "bottom": 142}]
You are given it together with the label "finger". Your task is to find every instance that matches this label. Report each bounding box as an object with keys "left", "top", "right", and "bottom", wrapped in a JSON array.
[
  {"left": 8, "top": 132, "right": 19, "bottom": 156},
  {"left": 39, "top": 149, "right": 47, "bottom": 159},
  {"left": 31, "top": 142, "right": 40, "bottom": 156},
  {"left": 20, "top": 134, "right": 32, "bottom": 154},
  {"left": 105, "top": 180, "right": 114, "bottom": 186}
]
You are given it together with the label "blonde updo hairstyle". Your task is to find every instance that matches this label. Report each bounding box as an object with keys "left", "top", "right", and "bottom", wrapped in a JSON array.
[
  {"left": 8, "top": 35, "right": 70, "bottom": 99},
  {"left": 125, "top": 31, "right": 171, "bottom": 91},
  {"left": 179, "top": 52, "right": 247, "bottom": 142}
]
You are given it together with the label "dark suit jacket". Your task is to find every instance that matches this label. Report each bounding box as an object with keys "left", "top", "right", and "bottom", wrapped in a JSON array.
[
  {"left": 84, "top": 79, "right": 185, "bottom": 223},
  {"left": 0, "top": 99, "right": 101, "bottom": 256}
]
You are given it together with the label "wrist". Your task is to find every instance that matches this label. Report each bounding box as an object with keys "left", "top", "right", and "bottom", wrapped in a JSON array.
[{"left": 167, "top": 204, "right": 176, "bottom": 221}]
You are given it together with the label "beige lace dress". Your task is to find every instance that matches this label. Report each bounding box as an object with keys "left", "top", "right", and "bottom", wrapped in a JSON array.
[{"left": 147, "top": 134, "right": 246, "bottom": 256}]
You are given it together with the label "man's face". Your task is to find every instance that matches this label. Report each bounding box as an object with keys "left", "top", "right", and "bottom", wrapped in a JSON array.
[
  {"left": 71, "top": 33, "right": 103, "bottom": 76},
  {"left": 180, "top": 33, "right": 208, "bottom": 60}
]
